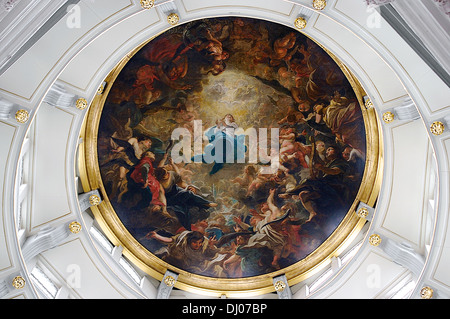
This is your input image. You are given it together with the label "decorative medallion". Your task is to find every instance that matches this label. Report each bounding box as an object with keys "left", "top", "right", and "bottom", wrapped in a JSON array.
[
  {"left": 357, "top": 207, "right": 369, "bottom": 219},
  {"left": 274, "top": 280, "right": 286, "bottom": 292},
  {"left": 364, "top": 98, "right": 373, "bottom": 109},
  {"left": 313, "top": 0, "right": 327, "bottom": 10},
  {"left": 382, "top": 111, "right": 394, "bottom": 123},
  {"left": 12, "top": 276, "right": 26, "bottom": 289},
  {"left": 76, "top": 98, "right": 88, "bottom": 110},
  {"left": 69, "top": 221, "right": 82, "bottom": 234},
  {"left": 15, "top": 109, "right": 29, "bottom": 124},
  {"left": 420, "top": 286, "right": 434, "bottom": 299},
  {"left": 294, "top": 17, "right": 307, "bottom": 30},
  {"left": 164, "top": 275, "right": 176, "bottom": 287},
  {"left": 430, "top": 121, "right": 445, "bottom": 136},
  {"left": 140, "top": 0, "right": 154, "bottom": 9},
  {"left": 97, "top": 83, "right": 106, "bottom": 95},
  {"left": 167, "top": 13, "right": 180, "bottom": 26},
  {"left": 368, "top": 234, "right": 382, "bottom": 247},
  {"left": 81, "top": 17, "right": 382, "bottom": 297},
  {"left": 89, "top": 194, "right": 101, "bottom": 206}
]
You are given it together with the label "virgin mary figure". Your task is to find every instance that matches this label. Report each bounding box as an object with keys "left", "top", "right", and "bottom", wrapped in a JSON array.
[{"left": 192, "top": 114, "right": 247, "bottom": 175}]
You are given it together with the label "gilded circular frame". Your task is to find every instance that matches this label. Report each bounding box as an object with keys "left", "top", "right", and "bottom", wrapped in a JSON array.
[{"left": 78, "top": 17, "right": 383, "bottom": 297}]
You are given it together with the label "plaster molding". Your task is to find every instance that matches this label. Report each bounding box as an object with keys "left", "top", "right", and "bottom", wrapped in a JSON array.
[
  {"left": 78, "top": 190, "right": 102, "bottom": 212},
  {"left": 273, "top": 274, "right": 292, "bottom": 299},
  {"left": 0, "top": 278, "right": 9, "bottom": 298},
  {"left": 356, "top": 202, "right": 375, "bottom": 221},
  {"left": 379, "top": 238, "right": 426, "bottom": 277},
  {"left": 292, "top": 284, "right": 309, "bottom": 299},
  {"left": 21, "top": 224, "right": 72, "bottom": 262},
  {"left": 432, "top": 0, "right": 450, "bottom": 16},
  {"left": 364, "top": 0, "right": 394, "bottom": 7},
  {"left": 43, "top": 81, "right": 78, "bottom": 109},
  {"left": 390, "top": 0, "right": 450, "bottom": 81},
  {"left": 0, "top": 0, "right": 20, "bottom": 13},
  {"left": 0, "top": 97, "right": 14, "bottom": 120},
  {"left": 393, "top": 96, "right": 420, "bottom": 121},
  {"left": 157, "top": 270, "right": 178, "bottom": 299},
  {"left": 0, "top": 0, "right": 78, "bottom": 76}
]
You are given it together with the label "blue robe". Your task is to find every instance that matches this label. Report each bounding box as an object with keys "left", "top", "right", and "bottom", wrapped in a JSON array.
[{"left": 192, "top": 125, "right": 247, "bottom": 175}]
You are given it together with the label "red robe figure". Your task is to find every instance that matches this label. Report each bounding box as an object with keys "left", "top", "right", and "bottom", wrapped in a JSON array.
[{"left": 130, "top": 151, "right": 164, "bottom": 209}]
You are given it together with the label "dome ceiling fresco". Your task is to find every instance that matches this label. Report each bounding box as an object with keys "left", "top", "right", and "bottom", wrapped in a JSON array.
[{"left": 82, "top": 16, "right": 380, "bottom": 295}]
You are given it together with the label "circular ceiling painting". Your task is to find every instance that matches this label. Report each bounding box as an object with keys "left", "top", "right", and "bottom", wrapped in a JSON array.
[{"left": 81, "top": 17, "right": 381, "bottom": 296}]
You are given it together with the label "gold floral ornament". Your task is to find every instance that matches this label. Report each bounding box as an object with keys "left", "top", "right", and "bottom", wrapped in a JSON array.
[
  {"left": 420, "top": 286, "right": 434, "bottom": 299},
  {"left": 12, "top": 276, "right": 26, "bottom": 289},
  {"left": 97, "top": 83, "right": 105, "bottom": 95},
  {"left": 164, "top": 275, "right": 176, "bottom": 287},
  {"left": 69, "top": 221, "right": 82, "bottom": 234},
  {"left": 312, "top": 0, "right": 327, "bottom": 10},
  {"left": 15, "top": 109, "right": 29, "bottom": 124},
  {"left": 294, "top": 17, "right": 307, "bottom": 30},
  {"left": 89, "top": 194, "right": 101, "bottom": 206},
  {"left": 357, "top": 207, "right": 369, "bottom": 219},
  {"left": 430, "top": 121, "right": 445, "bottom": 136},
  {"left": 76, "top": 98, "right": 88, "bottom": 110},
  {"left": 167, "top": 13, "right": 179, "bottom": 26},
  {"left": 382, "top": 111, "right": 394, "bottom": 123},
  {"left": 368, "top": 234, "right": 382, "bottom": 247},
  {"left": 140, "top": 0, "right": 154, "bottom": 9},
  {"left": 274, "top": 280, "right": 286, "bottom": 292},
  {"left": 365, "top": 98, "right": 374, "bottom": 109}
]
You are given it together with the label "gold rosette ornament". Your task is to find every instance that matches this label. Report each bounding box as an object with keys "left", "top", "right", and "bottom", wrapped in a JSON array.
[
  {"left": 313, "top": 0, "right": 327, "bottom": 10},
  {"left": 140, "top": 0, "right": 154, "bottom": 9}
]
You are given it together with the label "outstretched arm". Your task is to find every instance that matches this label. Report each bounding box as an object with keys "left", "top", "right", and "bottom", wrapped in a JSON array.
[
  {"left": 158, "top": 153, "right": 169, "bottom": 167},
  {"left": 267, "top": 189, "right": 281, "bottom": 221},
  {"left": 223, "top": 254, "right": 241, "bottom": 270},
  {"left": 233, "top": 216, "right": 251, "bottom": 230},
  {"left": 168, "top": 157, "right": 181, "bottom": 175},
  {"left": 315, "top": 164, "right": 343, "bottom": 176},
  {"left": 146, "top": 231, "right": 173, "bottom": 243}
]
